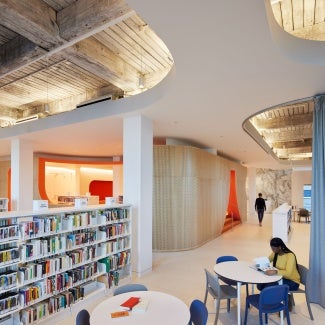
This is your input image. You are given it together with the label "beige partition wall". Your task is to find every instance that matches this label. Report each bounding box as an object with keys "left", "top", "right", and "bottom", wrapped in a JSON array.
[{"left": 153, "top": 145, "right": 247, "bottom": 251}]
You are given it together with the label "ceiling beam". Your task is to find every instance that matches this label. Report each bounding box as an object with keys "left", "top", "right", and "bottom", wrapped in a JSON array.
[
  {"left": 263, "top": 128, "right": 312, "bottom": 142},
  {"left": 272, "top": 138, "right": 312, "bottom": 149},
  {"left": 63, "top": 37, "right": 138, "bottom": 91},
  {"left": 0, "top": 35, "right": 46, "bottom": 75},
  {"left": 0, "top": 0, "right": 133, "bottom": 79},
  {"left": 254, "top": 112, "right": 313, "bottom": 129},
  {"left": 0, "top": 0, "right": 60, "bottom": 48},
  {"left": 58, "top": 0, "right": 132, "bottom": 41}
]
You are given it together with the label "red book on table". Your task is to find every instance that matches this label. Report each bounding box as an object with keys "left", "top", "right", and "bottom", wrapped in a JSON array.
[{"left": 120, "top": 297, "right": 140, "bottom": 310}]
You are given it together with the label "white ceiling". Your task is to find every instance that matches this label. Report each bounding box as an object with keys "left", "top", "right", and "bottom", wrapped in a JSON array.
[{"left": 0, "top": 0, "right": 323, "bottom": 170}]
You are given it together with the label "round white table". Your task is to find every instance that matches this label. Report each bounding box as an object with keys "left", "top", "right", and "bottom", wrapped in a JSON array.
[
  {"left": 90, "top": 290, "right": 190, "bottom": 324},
  {"left": 214, "top": 261, "right": 283, "bottom": 325}
]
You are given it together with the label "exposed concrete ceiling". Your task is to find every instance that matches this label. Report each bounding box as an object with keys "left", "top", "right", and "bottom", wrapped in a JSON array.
[{"left": 0, "top": 0, "right": 324, "bottom": 170}]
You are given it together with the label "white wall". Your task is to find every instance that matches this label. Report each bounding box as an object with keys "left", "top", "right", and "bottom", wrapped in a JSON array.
[
  {"left": 45, "top": 166, "right": 114, "bottom": 203},
  {"left": 291, "top": 169, "right": 312, "bottom": 209}
]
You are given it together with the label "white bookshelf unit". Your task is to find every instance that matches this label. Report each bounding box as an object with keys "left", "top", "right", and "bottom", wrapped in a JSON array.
[
  {"left": 272, "top": 203, "right": 292, "bottom": 243},
  {"left": 0, "top": 199, "right": 8, "bottom": 213},
  {"left": 0, "top": 204, "right": 131, "bottom": 325}
]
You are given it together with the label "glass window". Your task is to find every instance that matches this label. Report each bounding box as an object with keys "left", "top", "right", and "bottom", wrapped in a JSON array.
[{"left": 303, "top": 184, "right": 312, "bottom": 211}]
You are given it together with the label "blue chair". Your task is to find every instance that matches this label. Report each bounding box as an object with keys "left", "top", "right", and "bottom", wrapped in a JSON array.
[
  {"left": 216, "top": 255, "right": 249, "bottom": 295},
  {"left": 113, "top": 283, "right": 148, "bottom": 296},
  {"left": 244, "top": 284, "right": 291, "bottom": 325},
  {"left": 189, "top": 299, "right": 208, "bottom": 325},
  {"left": 76, "top": 309, "right": 90, "bottom": 325}
]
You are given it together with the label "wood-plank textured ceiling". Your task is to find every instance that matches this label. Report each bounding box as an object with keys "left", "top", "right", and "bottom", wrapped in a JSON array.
[
  {"left": 243, "top": 0, "right": 322, "bottom": 163},
  {"left": 0, "top": 0, "right": 173, "bottom": 127},
  {"left": 245, "top": 99, "right": 314, "bottom": 162},
  {"left": 272, "top": 0, "right": 325, "bottom": 41},
  {"left": 0, "top": 0, "right": 321, "bottom": 164}
]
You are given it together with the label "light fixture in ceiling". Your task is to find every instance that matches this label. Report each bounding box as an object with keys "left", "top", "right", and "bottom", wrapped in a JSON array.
[
  {"left": 15, "top": 114, "right": 39, "bottom": 125},
  {"left": 138, "top": 74, "right": 145, "bottom": 89},
  {"left": 138, "top": 45, "right": 146, "bottom": 90}
]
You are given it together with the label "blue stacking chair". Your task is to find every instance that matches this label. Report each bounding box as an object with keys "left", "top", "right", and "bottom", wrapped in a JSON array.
[
  {"left": 113, "top": 283, "right": 148, "bottom": 296},
  {"left": 189, "top": 299, "right": 208, "bottom": 325},
  {"left": 216, "top": 255, "right": 249, "bottom": 295},
  {"left": 244, "top": 284, "right": 291, "bottom": 325},
  {"left": 76, "top": 309, "right": 90, "bottom": 325}
]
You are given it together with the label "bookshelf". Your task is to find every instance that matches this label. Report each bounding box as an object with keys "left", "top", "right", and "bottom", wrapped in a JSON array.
[
  {"left": 0, "top": 199, "right": 8, "bottom": 213},
  {"left": 272, "top": 203, "right": 292, "bottom": 243},
  {"left": 0, "top": 204, "right": 131, "bottom": 325}
]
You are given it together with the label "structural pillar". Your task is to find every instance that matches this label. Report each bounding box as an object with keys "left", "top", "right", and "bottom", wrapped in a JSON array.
[
  {"left": 11, "top": 138, "right": 34, "bottom": 211},
  {"left": 123, "top": 115, "right": 153, "bottom": 276}
]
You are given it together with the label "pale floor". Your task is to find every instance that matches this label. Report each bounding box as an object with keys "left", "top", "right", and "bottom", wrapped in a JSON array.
[{"left": 58, "top": 214, "right": 325, "bottom": 324}]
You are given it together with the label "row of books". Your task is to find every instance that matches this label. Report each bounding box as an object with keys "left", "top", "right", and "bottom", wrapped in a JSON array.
[
  {"left": 0, "top": 235, "right": 128, "bottom": 270},
  {"left": 19, "top": 244, "right": 127, "bottom": 285},
  {"left": 20, "top": 235, "right": 66, "bottom": 261},
  {"left": 19, "top": 262, "right": 98, "bottom": 307},
  {"left": 63, "top": 212, "right": 96, "bottom": 230},
  {"left": 0, "top": 292, "right": 19, "bottom": 315},
  {"left": 19, "top": 216, "right": 62, "bottom": 239},
  {"left": 18, "top": 209, "right": 130, "bottom": 239},
  {"left": 98, "top": 250, "right": 130, "bottom": 273},
  {"left": 0, "top": 218, "right": 13, "bottom": 227},
  {"left": 101, "top": 208, "right": 129, "bottom": 222},
  {"left": 66, "top": 230, "right": 96, "bottom": 249},
  {"left": 19, "top": 255, "right": 72, "bottom": 282},
  {"left": 0, "top": 225, "right": 19, "bottom": 242},
  {"left": 98, "top": 223, "right": 129, "bottom": 238},
  {"left": 0, "top": 247, "right": 20, "bottom": 266},
  {"left": 0, "top": 270, "right": 17, "bottom": 292},
  {"left": 20, "top": 285, "right": 86, "bottom": 325},
  {"left": 98, "top": 237, "right": 130, "bottom": 253}
]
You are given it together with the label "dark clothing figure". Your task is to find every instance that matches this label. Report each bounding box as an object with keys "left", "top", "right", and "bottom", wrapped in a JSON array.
[{"left": 255, "top": 193, "right": 266, "bottom": 226}]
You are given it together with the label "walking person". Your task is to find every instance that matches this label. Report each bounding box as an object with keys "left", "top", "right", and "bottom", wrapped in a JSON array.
[{"left": 255, "top": 192, "right": 266, "bottom": 226}]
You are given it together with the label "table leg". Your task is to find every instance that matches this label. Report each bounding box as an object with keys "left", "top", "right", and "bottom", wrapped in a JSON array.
[
  {"left": 278, "top": 278, "right": 283, "bottom": 325},
  {"left": 237, "top": 282, "right": 241, "bottom": 325}
]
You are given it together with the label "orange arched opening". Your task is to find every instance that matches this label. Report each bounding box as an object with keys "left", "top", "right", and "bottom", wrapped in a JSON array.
[{"left": 222, "top": 170, "right": 241, "bottom": 233}]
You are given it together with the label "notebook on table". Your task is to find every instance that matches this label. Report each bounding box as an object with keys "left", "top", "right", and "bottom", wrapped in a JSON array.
[
  {"left": 252, "top": 257, "right": 277, "bottom": 272},
  {"left": 120, "top": 297, "right": 140, "bottom": 310}
]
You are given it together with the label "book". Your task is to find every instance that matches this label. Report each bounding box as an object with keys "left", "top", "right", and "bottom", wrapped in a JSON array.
[
  {"left": 253, "top": 257, "right": 277, "bottom": 272},
  {"left": 120, "top": 296, "right": 140, "bottom": 310},
  {"left": 132, "top": 298, "right": 149, "bottom": 313},
  {"left": 111, "top": 311, "right": 129, "bottom": 318}
]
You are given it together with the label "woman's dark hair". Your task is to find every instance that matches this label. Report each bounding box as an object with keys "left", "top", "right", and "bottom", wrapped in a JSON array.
[{"left": 270, "top": 237, "right": 299, "bottom": 272}]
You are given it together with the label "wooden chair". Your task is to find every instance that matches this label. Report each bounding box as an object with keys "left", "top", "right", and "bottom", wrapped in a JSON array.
[
  {"left": 289, "top": 264, "right": 314, "bottom": 320},
  {"left": 203, "top": 268, "right": 237, "bottom": 325}
]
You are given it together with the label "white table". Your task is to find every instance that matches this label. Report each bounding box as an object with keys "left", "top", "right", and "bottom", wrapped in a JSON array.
[
  {"left": 214, "top": 261, "right": 283, "bottom": 325},
  {"left": 90, "top": 290, "right": 190, "bottom": 324}
]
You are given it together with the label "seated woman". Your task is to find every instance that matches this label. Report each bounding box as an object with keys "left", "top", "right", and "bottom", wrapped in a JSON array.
[{"left": 257, "top": 237, "right": 300, "bottom": 291}]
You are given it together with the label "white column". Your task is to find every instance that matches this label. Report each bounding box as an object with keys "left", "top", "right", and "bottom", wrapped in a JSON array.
[
  {"left": 247, "top": 167, "right": 257, "bottom": 221},
  {"left": 113, "top": 156, "right": 123, "bottom": 199},
  {"left": 123, "top": 115, "right": 153, "bottom": 276},
  {"left": 11, "top": 138, "right": 34, "bottom": 211}
]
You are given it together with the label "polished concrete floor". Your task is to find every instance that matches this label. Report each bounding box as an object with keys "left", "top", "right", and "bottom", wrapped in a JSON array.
[{"left": 59, "top": 214, "right": 324, "bottom": 324}]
